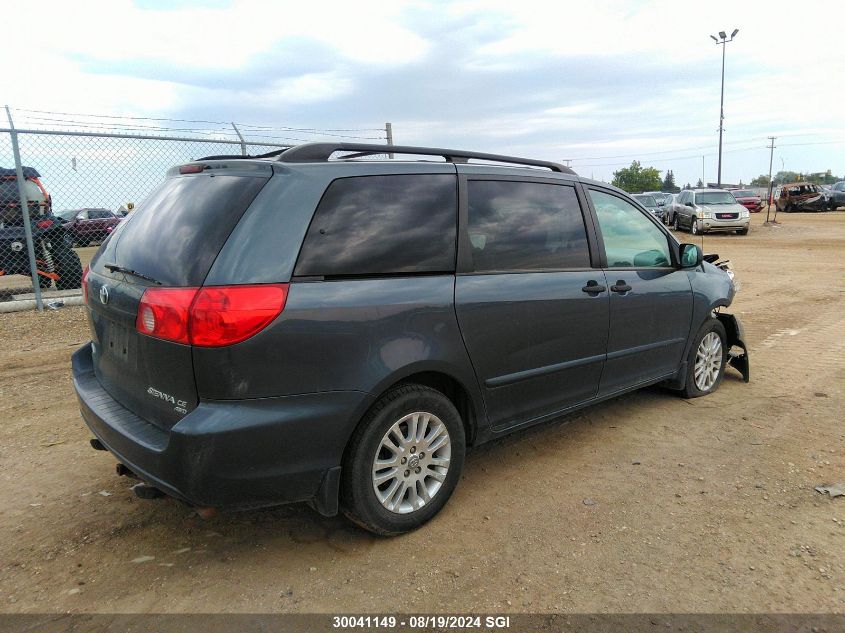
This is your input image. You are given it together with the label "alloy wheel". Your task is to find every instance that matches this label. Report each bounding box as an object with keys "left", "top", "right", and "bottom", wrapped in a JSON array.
[
  {"left": 694, "top": 331, "right": 723, "bottom": 392},
  {"left": 372, "top": 412, "right": 452, "bottom": 514}
]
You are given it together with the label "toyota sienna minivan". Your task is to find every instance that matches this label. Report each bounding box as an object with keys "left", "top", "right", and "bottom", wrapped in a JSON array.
[{"left": 73, "top": 143, "right": 749, "bottom": 535}]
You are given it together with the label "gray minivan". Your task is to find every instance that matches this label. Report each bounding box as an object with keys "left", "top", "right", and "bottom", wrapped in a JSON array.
[{"left": 73, "top": 143, "right": 749, "bottom": 534}]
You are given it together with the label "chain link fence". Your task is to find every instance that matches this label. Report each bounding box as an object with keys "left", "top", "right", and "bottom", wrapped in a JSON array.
[{"left": 0, "top": 107, "right": 389, "bottom": 310}]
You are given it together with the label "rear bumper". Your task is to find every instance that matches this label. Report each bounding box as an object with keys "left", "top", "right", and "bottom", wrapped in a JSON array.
[{"left": 72, "top": 343, "right": 372, "bottom": 511}]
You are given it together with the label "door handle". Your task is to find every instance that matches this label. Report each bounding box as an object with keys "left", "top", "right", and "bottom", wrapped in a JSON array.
[
  {"left": 610, "top": 280, "right": 632, "bottom": 293},
  {"left": 581, "top": 280, "right": 607, "bottom": 295}
]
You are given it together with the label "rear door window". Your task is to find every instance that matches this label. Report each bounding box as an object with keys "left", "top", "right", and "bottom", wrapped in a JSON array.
[
  {"left": 465, "top": 180, "right": 590, "bottom": 271},
  {"left": 294, "top": 174, "right": 457, "bottom": 277},
  {"left": 107, "top": 173, "right": 268, "bottom": 286}
]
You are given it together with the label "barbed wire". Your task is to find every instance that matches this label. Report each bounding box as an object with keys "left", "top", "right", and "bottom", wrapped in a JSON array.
[{"left": 10, "top": 107, "right": 387, "bottom": 140}]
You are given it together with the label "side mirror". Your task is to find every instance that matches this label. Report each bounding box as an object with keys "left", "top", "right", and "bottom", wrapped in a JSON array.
[{"left": 679, "top": 243, "right": 703, "bottom": 268}]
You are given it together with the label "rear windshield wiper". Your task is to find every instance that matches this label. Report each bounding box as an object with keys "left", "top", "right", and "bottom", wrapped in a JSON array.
[{"left": 103, "top": 263, "right": 162, "bottom": 285}]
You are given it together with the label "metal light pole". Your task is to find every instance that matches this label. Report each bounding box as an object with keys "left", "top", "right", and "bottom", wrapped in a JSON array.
[{"left": 710, "top": 29, "right": 738, "bottom": 188}]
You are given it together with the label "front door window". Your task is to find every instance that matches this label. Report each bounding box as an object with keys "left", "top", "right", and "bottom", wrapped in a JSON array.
[{"left": 588, "top": 190, "right": 671, "bottom": 268}]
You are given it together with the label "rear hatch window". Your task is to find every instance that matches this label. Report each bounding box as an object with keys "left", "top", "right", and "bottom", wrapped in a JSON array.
[
  {"left": 87, "top": 167, "right": 270, "bottom": 428},
  {"left": 96, "top": 170, "right": 269, "bottom": 286}
]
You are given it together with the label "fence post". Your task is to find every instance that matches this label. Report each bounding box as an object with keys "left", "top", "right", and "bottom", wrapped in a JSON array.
[
  {"left": 385, "top": 122, "right": 394, "bottom": 159},
  {"left": 4, "top": 105, "right": 43, "bottom": 311},
  {"left": 231, "top": 122, "right": 247, "bottom": 156}
]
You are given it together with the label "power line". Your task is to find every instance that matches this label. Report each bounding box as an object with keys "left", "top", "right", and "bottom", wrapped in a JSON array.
[
  {"left": 573, "top": 139, "right": 845, "bottom": 169},
  {"left": 568, "top": 137, "right": 766, "bottom": 161}
]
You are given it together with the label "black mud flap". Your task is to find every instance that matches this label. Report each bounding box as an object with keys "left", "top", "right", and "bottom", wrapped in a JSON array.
[
  {"left": 716, "top": 312, "right": 750, "bottom": 383},
  {"left": 310, "top": 466, "right": 341, "bottom": 517}
]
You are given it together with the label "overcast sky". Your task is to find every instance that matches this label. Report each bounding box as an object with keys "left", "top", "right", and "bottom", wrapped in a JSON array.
[{"left": 4, "top": 0, "right": 845, "bottom": 187}]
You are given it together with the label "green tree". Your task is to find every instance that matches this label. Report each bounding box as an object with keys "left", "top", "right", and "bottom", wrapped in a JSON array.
[
  {"left": 611, "top": 161, "right": 662, "bottom": 193},
  {"left": 695, "top": 178, "right": 704, "bottom": 188},
  {"left": 773, "top": 170, "right": 800, "bottom": 185},
  {"left": 661, "top": 169, "right": 679, "bottom": 193},
  {"left": 750, "top": 174, "right": 770, "bottom": 187}
]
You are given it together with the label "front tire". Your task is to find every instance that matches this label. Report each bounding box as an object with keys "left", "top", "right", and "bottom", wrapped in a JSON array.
[
  {"left": 681, "top": 318, "right": 727, "bottom": 398},
  {"left": 691, "top": 219, "right": 699, "bottom": 235},
  {"left": 672, "top": 215, "right": 679, "bottom": 231},
  {"left": 341, "top": 384, "right": 466, "bottom": 535}
]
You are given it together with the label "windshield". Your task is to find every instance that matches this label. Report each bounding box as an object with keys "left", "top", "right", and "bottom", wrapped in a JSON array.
[
  {"left": 696, "top": 191, "right": 736, "bottom": 205},
  {"left": 58, "top": 209, "right": 78, "bottom": 220},
  {"left": 633, "top": 195, "right": 657, "bottom": 207},
  {"left": 731, "top": 190, "right": 755, "bottom": 197},
  {"left": 787, "top": 184, "right": 819, "bottom": 195}
]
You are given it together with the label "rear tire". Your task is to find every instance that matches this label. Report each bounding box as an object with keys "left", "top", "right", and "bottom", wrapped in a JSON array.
[
  {"left": 54, "top": 246, "right": 83, "bottom": 290},
  {"left": 341, "top": 384, "right": 466, "bottom": 535},
  {"left": 681, "top": 318, "right": 727, "bottom": 398}
]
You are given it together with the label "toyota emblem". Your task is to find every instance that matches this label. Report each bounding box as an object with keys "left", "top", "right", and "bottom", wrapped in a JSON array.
[{"left": 99, "top": 285, "right": 110, "bottom": 305}]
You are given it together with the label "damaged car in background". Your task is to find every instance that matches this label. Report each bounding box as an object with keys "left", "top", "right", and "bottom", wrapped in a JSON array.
[{"left": 776, "top": 182, "right": 830, "bottom": 213}]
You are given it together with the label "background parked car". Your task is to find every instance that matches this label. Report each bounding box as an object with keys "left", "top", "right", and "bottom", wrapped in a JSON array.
[
  {"left": 775, "top": 182, "right": 829, "bottom": 213},
  {"left": 729, "top": 189, "right": 763, "bottom": 213},
  {"left": 644, "top": 191, "right": 672, "bottom": 208},
  {"left": 672, "top": 189, "right": 750, "bottom": 235},
  {"left": 663, "top": 193, "right": 685, "bottom": 226},
  {"left": 59, "top": 208, "right": 121, "bottom": 246},
  {"left": 827, "top": 182, "right": 845, "bottom": 210},
  {"left": 632, "top": 193, "right": 664, "bottom": 221}
]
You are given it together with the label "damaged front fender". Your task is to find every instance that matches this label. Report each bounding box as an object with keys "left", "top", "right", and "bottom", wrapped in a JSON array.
[{"left": 716, "top": 312, "right": 750, "bottom": 382}]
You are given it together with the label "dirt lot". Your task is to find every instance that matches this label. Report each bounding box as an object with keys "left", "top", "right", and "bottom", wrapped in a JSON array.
[{"left": 0, "top": 212, "right": 843, "bottom": 614}]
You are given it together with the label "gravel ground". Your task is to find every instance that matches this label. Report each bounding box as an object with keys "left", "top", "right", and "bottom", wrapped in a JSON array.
[{"left": 0, "top": 211, "right": 842, "bottom": 613}]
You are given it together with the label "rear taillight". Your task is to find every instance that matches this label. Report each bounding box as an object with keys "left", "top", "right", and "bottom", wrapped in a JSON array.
[
  {"left": 190, "top": 285, "right": 289, "bottom": 346},
  {"left": 135, "top": 288, "right": 197, "bottom": 344},
  {"left": 81, "top": 265, "right": 90, "bottom": 304},
  {"left": 36, "top": 219, "right": 54, "bottom": 229},
  {"left": 135, "top": 284, "right": 288, "bottom": 347}
]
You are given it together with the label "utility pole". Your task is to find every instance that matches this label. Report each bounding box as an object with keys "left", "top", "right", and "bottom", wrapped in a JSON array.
[
  {"left": 765, "top": 136, "right": 776, "bottom": 223},
  {"left": 711, "top": 29, "right": 739, "bottom": 188},
  {"left": 385, "top": 122, "right": 394, "bottom": 159}
]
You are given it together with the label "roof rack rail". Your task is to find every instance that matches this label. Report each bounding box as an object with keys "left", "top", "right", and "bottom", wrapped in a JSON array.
[{"left": 276, "top": 142, "right": 576, "bottom": 174}]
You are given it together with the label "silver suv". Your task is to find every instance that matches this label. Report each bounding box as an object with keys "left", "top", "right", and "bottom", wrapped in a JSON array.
[{"left": 672, "top": 189, "right": 750, "bottom": 235}]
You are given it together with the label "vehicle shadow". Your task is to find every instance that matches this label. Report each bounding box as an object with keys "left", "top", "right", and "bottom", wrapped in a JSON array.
[{"left": 84, "top": 377, "right": 745, "bottom": 570}]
